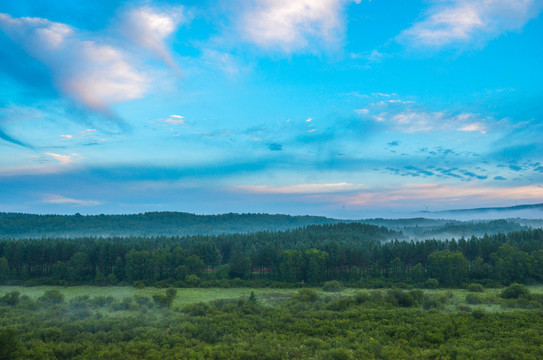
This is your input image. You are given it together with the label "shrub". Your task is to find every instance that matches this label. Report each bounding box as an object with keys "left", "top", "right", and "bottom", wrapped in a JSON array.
[
  {"left": 322, "top": 347, "right": 353, "bottom": 360},
  {"left": 456, "top": 304, "right": 472, "bottom": 312},
  {"left": 292, "top": 289, "right": 319, "bottom": 302},
  {"left": 501, "top": 283, "right": 530, "bottom": 299},
  {"left": 386, "top": 289, "right": 417, "bottom": 307},
  {"left": 465, "top": 294, "right": 483, "bottom": 305},
  {"left": 38, "top": 289, "right": 64, "bottom": 304},
  {"left": 323, "top": 280, "right": 343, "bottom": 292},
  {"left": 422, "top": 295, "right": 442, "bottom": 310},
  {"left": 425, "top": 278, "right": 439, "bottom": 289},
  {"left": 0, "top": 291, "right": 20, "bottom": 306},
  {"left": 472, "top": 309, "right": 485, "bottom": 319},
  {"left": 467, "top": 283, "right": 484, "bottom": 292},
  {"left": 185, "top": 274, "right": 201, "bottom": 287},
  {"left": 409, "top": 289, "right": 424, "bottom": 303},
  {"left": 134, "top": 295, "right": 151, "bottom": 306},
  {"left": 133, "top": 280, "right": 145, "bottom": 289},
  {"left": 153, "top": 288, "right": 177, "bottom": 308},
  {"left": 354, "top": 292, "right": 370, "bottom": 304},
  {"left": 325, "top": 297, "right": 356, "bottom": 311}
]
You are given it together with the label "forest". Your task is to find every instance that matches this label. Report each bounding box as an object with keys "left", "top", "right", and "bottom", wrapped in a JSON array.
[
  {"left": 1, "top": 215, "right": 543, "bottom": 359},
  {"left": 1, "top": 211, "right": 539, "bottom": 239},
  {"left": 1, "top": 223, "right": 543, "bottom": 288}
]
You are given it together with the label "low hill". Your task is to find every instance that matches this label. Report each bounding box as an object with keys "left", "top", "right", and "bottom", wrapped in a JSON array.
[{"left": 0, "top": 212, "right": 337, "bottom": 238}]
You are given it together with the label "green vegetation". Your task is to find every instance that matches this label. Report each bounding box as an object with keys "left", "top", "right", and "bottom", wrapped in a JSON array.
[
  {"left": 1, "top": 214, "right": 542, "bottom": 358},
  {"left": 0, "top": 212, "right": 536, "bottom": 239},
  {"left": 1, "top": 224, "right": 543, "bottom": 288},
  {"left": 1, "top": 286, "right": 543, "bottom": 359}
]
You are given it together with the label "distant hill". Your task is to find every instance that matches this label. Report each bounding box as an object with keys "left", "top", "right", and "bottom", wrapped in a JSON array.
[
  {"left": 0, "top": 212, "right": 338, "bottom": 238},
  {"left": 0, "top": 211, "right": 541, "bottom": 240}
]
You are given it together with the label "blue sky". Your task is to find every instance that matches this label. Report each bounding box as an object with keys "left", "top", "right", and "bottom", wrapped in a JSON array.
[{"left": 0, "top": 0, "right": 542, "bottom": 217}]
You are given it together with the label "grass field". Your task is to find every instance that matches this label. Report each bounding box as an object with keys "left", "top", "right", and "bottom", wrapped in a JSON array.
[{"left": 2, "top": 285, "right": 543, "bottom": 310}]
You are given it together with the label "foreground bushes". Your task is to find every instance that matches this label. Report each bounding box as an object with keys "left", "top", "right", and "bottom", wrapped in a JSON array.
[{"left": 1, "top": 287, "right": 543, "bottom": 359}]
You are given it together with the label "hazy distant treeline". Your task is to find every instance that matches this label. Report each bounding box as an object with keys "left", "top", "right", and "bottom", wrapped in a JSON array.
[
  {"left": 0, "top": 212, "right": 536, "bottom": 240},
  {"left": 0, "top": 212, "right": 336, "bottom": 238},
  {"left": 1, "top": 223, "right": 542, "bottom": 287}
]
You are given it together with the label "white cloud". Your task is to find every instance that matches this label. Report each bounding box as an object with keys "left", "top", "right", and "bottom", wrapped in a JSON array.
[
  {"left": 201, "top": 49, "right": 242, "bottom": 75},
  {"left": 41, "top": 194, "right": 100, "bottom": 206},
  {"left": 118, "top": 6, "right": 184, "bottom": 69},
  {"left": 459, "top": 122, "right": 487, "bottom": 134},
  {"left": 235, "top": 182, "right": 364, "bottom": 194},
  {"left": 340, "top": 183, "right": 543, "bottom": 207},
  {"left": 63, "top": 41, "right": 147, "bottom": 111},
  {"left": 399, "top": 0, "right": 543, "bottom": 48},
  {"left": 44, "top": 152, "right": 78, "bottom": 165},
  {"left": 156, "top": 115, "right": 186, "bottom": 126},
  {"left": 0, "top": 13, "right": 148, "bottom": 113},
  {"left": 357, "top": 97, "right": 493, "bottom": 134},
  {"left": 238, "top": 0, "right": 360, "bottom": 52}
]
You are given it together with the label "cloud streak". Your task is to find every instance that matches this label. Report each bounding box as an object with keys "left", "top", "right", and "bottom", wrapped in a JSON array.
[
  {"left": 41, "top": 194, "right": 100, "bottom": 206},
  {"left": 237, "top": 0, "right": 360, "bottom": 52},
  {"left": 118, "top": 5, "right": 185, "bottom": 70},
  {"left": 398, "top": 0, "right": 543, "bottom": 48}
]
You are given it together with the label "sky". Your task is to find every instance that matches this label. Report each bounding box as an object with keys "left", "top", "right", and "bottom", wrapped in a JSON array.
[{"left": 0, "top": 0, "right": 542, "bottom": 218}]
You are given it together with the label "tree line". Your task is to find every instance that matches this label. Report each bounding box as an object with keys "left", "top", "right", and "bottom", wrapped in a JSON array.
[{"left": 1, "top": 223, "right": 542, "bottom": 287}]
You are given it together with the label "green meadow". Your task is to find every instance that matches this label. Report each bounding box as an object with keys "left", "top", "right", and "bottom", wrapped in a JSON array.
[{"left": 2, "top": 284, "right": 543, "bottom": 311}]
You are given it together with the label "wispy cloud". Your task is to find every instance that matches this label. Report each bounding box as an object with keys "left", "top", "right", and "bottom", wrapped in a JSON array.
[
  {"left": 459, "top": 122, "right": 487, "bottom": 134},
  {"left": 117, "top": 5, "right": 185, "bottom": 70},
  {"left": 44, "top": 152, "right": 78, "bottom": 165},
  {"left": 340, "top": 183, "right": 543, "bottom": 207},
  {"left": 398, "top": 0, "right": 543, "bottom": 48},
  {"left": 0, "top": 13, "right": 148, "bottom": 115},
  {"left": 237, "top": 0, "right": 361, "bottom": 52},
  {"left": 201, "top": 49, "right": 243, "bottom": 75},
  {"left": 235, "top": 182, "right": 365, "bottom": 194},
  {"left": 155, "top": 115, "right": 186, "bottom": 126},
  {"left": 41, "top": 194, "right": 100, "bottom": 206},
  {"left": 356, "top": 96, "right": 494, "bottom": 134}
]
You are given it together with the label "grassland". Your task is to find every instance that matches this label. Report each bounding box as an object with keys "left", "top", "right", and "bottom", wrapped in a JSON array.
[{"left": 2, "top": 285, "right": 543, "bottom": 311}]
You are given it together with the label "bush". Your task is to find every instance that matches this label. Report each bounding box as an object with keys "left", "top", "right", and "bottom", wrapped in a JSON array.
[
  {"left": 323, "top": 280, "right": 343, "bottom": 292},
  {"left": 153, "top": 288, "right": 177, "bottom": 308},
  {"left": 185, "top": 274, "right": 201, "bottom": 287},
  {"left": 322, "top": 347, "right": 353, "bottom": 360},
  {"left": 133, "top": 280, "right": 146, "bottom": 289},
  {"left": 134, "top": 295, "right": 151, "bottom": 306},
  {"left": 465, "top": 293, "right": 483, "bottom": 305},
  {"left": 501, "top": 283, "right": 530, "bottom": 299},
  {"left": 292, "top": 289, "right": 319, "bottom": 302},
  {"left": 456, "top": 304, "right": 472, "bottom": 312},
  {"left": 183, "top": 302, "right": 211, "bottom": 316},
  {"left": 422, "top": 295, "right": 442, "bottom": 310},
  {"left": 326, "top": 297, "right": 356, "bottom": 311},
  {"left": 467, "top": 283, "right": 484, "bottom": 292},
  {"left": 472, "top": 309, "right": 485, "bottom": 319},
  {"left": 386, "top": 289, "right": 417, "bottom": 307},
  {"left": 425, "top": 278, "right": 439, "bottom": 289},
  {"left": 90, "top": 295, "right": 114, "bottom": 307},
  {"left": 38, "top": 289, "right": 64, "bottom": 304},
  {"left": 354, "top": 292, "right": 370, "bottom": 304},
  {"left": 0, "top": 328, "right": 18, "bottom": 360},
  {"left": 0, "top": 291, "right": 20, "bottom": 306}
]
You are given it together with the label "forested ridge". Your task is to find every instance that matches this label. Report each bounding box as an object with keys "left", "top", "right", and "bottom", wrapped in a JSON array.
[
  {"left": 0, "top": 212, "right": 336, "bottom": 238},
  {"left": 1, "top": 223, "right": 542, "bottom": 288},
  {"left": 0, "top": 212, "right": 537, "bottom": 239}
]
